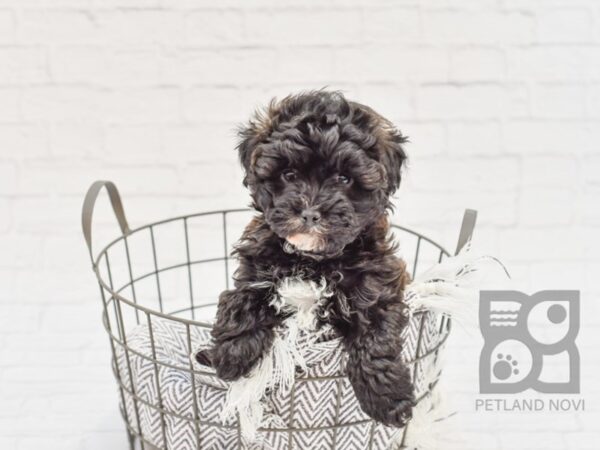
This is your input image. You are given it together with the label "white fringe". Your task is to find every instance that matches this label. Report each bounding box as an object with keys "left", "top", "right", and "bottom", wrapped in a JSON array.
[
  {"left": 222, "top": 277, "right": 332, "bottom": 443},
  {"left": 220, "top": 321, "right": 297, "bottom": 442},
  {"left": 405, "top": 243, "right": 508, "bottom": 328},
  {"left": 397, "top": 382, "right": 456, "bottom": 450},
  {"left": 398, "top": 244, "right": 508, "bottom": 449}
]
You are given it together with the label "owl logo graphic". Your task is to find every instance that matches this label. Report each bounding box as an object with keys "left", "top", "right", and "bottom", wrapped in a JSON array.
[{"left": 479, "top": 290, "right": 580, "bottom": 394}]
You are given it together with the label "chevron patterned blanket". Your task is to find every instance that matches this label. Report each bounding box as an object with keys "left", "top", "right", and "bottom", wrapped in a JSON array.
[
  {"left": 115, "top": 249, "right": 490, "bottom": 449},
  {"left": 116, "top": 309, "right": 444, "bottom": 450}
]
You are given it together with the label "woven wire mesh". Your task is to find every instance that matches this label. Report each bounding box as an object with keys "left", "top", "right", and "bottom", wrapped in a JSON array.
[{"left": 84, "top": 184, "right": 455, "bottom": 450}]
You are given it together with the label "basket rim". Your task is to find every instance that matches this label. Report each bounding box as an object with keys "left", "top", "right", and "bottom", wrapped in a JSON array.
[
  {"left": 104, "top": 301, "right": 451, "bottom": 383},
  {"left": 91, "top": 208, "right": 451, "bottom": 328}
]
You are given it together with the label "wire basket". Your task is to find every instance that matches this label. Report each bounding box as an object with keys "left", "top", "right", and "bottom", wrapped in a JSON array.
[{"left": 82, "top": 180, "right": 476, "bottom": 450}]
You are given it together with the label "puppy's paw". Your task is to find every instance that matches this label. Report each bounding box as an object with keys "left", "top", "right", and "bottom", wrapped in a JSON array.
[
  {"left": 211, "top": 339, "right": 263, "bottom": 381},
  {"left": 194, "top": 349, "right": 214, "bottom": 368},
  {"left": 361, "top": 390, "right": 415, "bottom": 428},
  {"left": 349, "top": 359, "right": 416, "bottom": 427},
  {"left": 214, "top": 357, "right": 255, "bottom": 381}
]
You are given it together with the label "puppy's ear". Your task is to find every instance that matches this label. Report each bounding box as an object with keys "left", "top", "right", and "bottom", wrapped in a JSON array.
[
  {"left": 352, "top": 102, "right": 408, "bottom": 194},
  {"left": 236, "top": 100, "right": 278, "bottom": 185},
  {"left": 378, "top": 127, "right": 408, "bottom": 194}
]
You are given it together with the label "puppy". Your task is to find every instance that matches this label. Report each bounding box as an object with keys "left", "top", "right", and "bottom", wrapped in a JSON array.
[{"left": 200, "top": 90, "right": 414, "bottom": 427}]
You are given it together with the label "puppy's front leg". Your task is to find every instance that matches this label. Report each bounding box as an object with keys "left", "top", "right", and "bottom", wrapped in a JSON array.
[
  {"left": 343, "top": 300, "right": 415, "bottom": 427},
  {"left": 210, "top": 285, "right": 280, "bottom": 381}
]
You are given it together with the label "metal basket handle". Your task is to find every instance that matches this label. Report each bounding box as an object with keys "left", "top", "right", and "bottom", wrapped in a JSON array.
[
  {"left": 455, "top": 209, "right": 477, "bottom": 255},
  {"left": 82, "top": 180, "right": 130, "bottom": 264}
]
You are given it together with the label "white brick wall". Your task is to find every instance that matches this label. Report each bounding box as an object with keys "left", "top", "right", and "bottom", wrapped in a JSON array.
[{"left": 0, "top": 1, "right": 599, "bottom": 449}]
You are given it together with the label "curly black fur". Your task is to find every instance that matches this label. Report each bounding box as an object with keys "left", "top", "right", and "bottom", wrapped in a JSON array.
[{"left": 199, "top": 90, "right": 415, "bottom": 427}]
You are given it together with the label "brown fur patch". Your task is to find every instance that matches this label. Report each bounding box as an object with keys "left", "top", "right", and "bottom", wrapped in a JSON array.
[{"left": 248, "top": 100, "right": 281, "bottom": 170}]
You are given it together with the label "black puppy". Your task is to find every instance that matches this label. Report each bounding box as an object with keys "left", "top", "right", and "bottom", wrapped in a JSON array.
[{"left": 199, "top": 90, "right": 414, "bottom": 427}]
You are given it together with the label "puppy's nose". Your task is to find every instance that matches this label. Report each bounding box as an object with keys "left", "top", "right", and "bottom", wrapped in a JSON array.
[{"left": 301, "top": 209, "right": 321, "bottom": 225}]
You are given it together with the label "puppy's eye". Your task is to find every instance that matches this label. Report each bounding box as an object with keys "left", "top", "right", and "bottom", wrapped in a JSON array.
[
  {"left": 336, "top": 174, "right": 351, "bottom": 185},
  {"left": 282, "top": 170, "right": 297, "bottom": 182}
]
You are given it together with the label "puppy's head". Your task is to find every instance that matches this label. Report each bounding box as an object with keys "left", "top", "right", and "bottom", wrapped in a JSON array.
[{"left": 237, "top": 90, "right": 407, "bottom": 258}]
